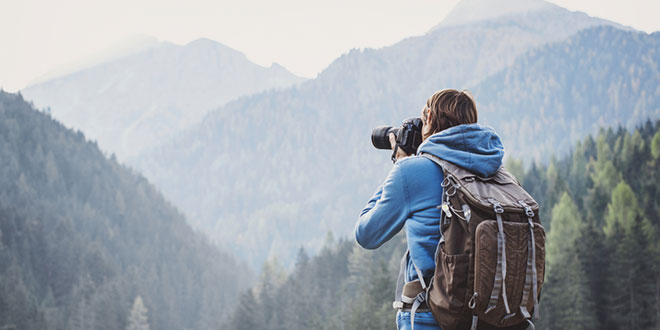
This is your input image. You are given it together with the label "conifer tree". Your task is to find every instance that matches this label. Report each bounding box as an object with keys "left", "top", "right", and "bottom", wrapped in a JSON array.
[
  {"left": 604, "top": 182, "right": 651, "bottom": 330},
  {"left": 652, "top": 131, "right": 660, "bottom": 160},
  {"left": 542, "top": 193, "right": 597, "bottom": 330},
  {"left": 126, "top": 296, "right": 150, "bottom": 330}
]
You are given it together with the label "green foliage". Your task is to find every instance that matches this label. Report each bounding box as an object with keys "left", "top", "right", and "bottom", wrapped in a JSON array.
[
  {"left": 505, "top": 158, "right": 525, "bottom": 185},
  {"left": 652, "top": 131, "right": 660, "bottom": 159},
  {"left": 604, "top": 181, "right": 643, "bottom": 236},
  {"left": 541, "top": 193, "right": 598, "bottom": 330},
  {"left": 525, "top": 120, "right": 660, "bottom": 329},
  {"left": 0, "top": 91, "right": 251, "bottom": 330},
  {"left": 546, "top": 193, "right": 583, "bottom": 271},
  {"left": 226, "top": 120, "right": 660, "bottom": 329},
  {"left": 224, "top": 237, "right": 401, "bottom": 330}
]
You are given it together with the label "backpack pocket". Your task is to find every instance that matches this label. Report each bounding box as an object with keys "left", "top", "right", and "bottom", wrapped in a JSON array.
[
  {"left": 433, "top": 244, "right": 469, "bottom": 312},
  {"left": 473, "top": 220, "right": 545, "bottom": 327}
]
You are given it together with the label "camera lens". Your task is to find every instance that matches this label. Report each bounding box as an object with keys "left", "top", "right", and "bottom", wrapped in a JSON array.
[{"left": 371, "top": 126, "right": 398, "bottom": 149}]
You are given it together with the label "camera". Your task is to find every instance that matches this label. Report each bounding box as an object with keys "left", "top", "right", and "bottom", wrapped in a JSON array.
[{"left": 371, "top": 117, "right": 423, "bottom": 156}]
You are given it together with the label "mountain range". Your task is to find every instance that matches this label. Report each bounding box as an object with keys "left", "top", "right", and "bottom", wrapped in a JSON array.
[
  {"left": 128, "top": 0, "right": 658, "bottom": 269},
  {"left": 21, "top": 39, "right": 306, "bottom": 159}
]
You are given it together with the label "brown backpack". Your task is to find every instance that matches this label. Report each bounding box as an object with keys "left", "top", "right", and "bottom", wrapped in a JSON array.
[{"left": 394, "top": 153, "right": 545, "bottom": 330}]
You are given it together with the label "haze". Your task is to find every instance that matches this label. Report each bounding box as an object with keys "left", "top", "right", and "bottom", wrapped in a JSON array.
[{"left": 1, "top": 0, "right": 659, "bottom": 92}]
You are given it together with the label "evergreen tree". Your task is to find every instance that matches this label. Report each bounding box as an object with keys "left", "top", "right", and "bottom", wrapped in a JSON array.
[
  {"left": 652, "top": 131, "right": 660, "bottom": 160},
  {"left": 126, "top": 296, "right": 149, "bottom": 330},
  {"left": 603, "top": 182, "right": 650, "bottom": 330},
  {"left": 541, "top": 193, "right": 597, "bottom": 330}
]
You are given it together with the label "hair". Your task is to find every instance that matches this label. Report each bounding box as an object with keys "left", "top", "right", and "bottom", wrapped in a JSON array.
[{"left": 423, "top": 89, "right": 478, "bottom": 140}]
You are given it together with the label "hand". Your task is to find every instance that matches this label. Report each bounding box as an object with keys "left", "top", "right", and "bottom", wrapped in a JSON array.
[{"left": 389, "top": 133, "right": 410, "bottom": 160}]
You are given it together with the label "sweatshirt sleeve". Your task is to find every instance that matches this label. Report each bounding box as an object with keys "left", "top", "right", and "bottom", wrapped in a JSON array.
[{"left": 354, "top": 162, "right": 410, "bottom": 249}]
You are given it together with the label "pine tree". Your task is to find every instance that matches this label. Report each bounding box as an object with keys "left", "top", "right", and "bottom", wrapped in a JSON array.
[
  {"left": 541, "top": 193, "right": 597, "bottom": 330},
  {"left": 224, "top": 290, "right": 261, "bottom": 330},
  {"left": 604, "top": 182, "right": 651, "bottom": 329},
  {"left": 652, "top": 131, "right": 660, "bottom": 160},
  {"left": 604, "top": 181, "right": 642, "bottom": 237},
  {"left": 126, "top": 296, "right": 150, "bottom": 330}
]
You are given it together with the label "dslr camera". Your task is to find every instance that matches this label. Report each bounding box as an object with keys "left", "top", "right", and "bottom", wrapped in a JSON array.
[{"left": 371, "top": 118, "right": 423, "bottom": 161}]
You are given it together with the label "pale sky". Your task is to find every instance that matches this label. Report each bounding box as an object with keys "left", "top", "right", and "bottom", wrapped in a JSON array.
[{"left": 1, "top": 0, "right": 658, "bottom": 92}]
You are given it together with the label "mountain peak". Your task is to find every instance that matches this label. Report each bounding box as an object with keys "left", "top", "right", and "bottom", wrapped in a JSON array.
[
  {"left": 185, "top": 37, "right": 237, "bottom": 53},
  {"left": 435, "top": 0, "right": 558, "bottom": 29}
]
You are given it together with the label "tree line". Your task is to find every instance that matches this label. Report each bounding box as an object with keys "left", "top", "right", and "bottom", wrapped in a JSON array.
[{"left": 226, "top": 119, "right": 660, "bottom": 330}]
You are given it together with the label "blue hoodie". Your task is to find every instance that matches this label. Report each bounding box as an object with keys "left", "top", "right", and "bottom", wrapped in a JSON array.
[{"left": 355, "top": 123, "right": 504, "bottom": 285}]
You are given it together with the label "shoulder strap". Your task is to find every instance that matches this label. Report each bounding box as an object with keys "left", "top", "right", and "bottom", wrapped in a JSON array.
[
  {"left": 393, "top": 250, "right": 428, "bottom": 330},
  {"left": 420, "top": 153, "right": 446, "bottom": 173}
]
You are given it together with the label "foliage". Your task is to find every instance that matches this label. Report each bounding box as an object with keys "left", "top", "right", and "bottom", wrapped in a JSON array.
[
  {"left": 0, "top": 91, "right": 251, "bottom": 330},
  {"left": 224, "top": 235, "right": 402, "bottom": 330},
  {"left": 226, "top": 120, "right": 660, "bottom": 329}
]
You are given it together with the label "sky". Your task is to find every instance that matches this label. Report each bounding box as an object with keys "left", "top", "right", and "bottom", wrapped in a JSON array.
[{"left": 1, "top": 0, "right": 659, "bottom": 92}]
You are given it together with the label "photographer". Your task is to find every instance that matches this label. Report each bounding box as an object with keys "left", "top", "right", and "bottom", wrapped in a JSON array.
[{"left": 355, "top": 89, "right": 505, "bottom": 330}]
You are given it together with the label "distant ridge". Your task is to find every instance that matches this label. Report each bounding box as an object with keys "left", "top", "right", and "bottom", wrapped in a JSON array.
[
  {"left": 27, "top": 34, "right": 160, "bottom": 86},
  {"left": 434, "top": 0, "right": 557, "bottom": 29},
  {"left": 131, "top": 3, "right": 628, "bottom": 269},
  {"left": 21, "top": 38, "right": 306, "bottom": 160},
  {"left": 431, "top": 0, "right": 629, "bottom": 32}
]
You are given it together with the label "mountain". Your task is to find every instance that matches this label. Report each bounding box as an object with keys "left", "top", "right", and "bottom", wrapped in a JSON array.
[
  {"left": 130, "top": 1, "right": 625, "bottom": 269},
  {"left": 474, "top": 26, "right": 660, "bottom": 161},
  {"left": 21, "top": 38, "right": 306, "bottom": 159},
  {"left": 431, "top": 0, "right": 626, "bottom": 30},
  {"left": 27, "top": 35, "right": 160, "bottom": 86},
  {"left": 433, "top": 0, "right": 558, "bottom": 29},
  {"left": 0, "top": 91, "right": 251, "bottom": 330}
]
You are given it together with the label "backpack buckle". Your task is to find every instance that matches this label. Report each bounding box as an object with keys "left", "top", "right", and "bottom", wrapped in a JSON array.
[
  {"left": 519, "top": 200, "right": 535, "bottom": 217},
  {"left": 488, "top": 199, "right": 504, "bottom": 213}
]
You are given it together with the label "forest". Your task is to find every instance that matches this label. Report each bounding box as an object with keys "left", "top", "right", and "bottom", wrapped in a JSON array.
[
  {"left": 0, "top": 91, "right": 252, "bottom": 330},
  {"left": 132, "top": 25, "right": 660, "bottom": 271},
  {"left": 225, "top": 120, "right": 660, "bottom": 330}
]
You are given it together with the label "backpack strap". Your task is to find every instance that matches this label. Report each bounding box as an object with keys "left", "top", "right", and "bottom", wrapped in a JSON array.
[
  {"left": 393, "top": 249, "right": 428, "bottom": 330},
  {"left": 518, "top": 201, "right": 540, "bottom": 321},
  {"left": 419, "top": 153, "right": 451, "bottom": 233},
  {"left": 486, "top": 199, "right": 513, "bottom": 317},
  {"left": 393, "top": 250, "right": 406, "bottom": 309}
]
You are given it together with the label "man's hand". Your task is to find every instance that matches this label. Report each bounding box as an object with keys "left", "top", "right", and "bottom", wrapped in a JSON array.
[{"left": 389, "top": 133, "right": 410, "bottom": 161}]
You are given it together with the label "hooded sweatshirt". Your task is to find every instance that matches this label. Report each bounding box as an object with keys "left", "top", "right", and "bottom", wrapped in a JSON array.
[{"left": 355, "top": 124, "right": 504, "bottom": 283}]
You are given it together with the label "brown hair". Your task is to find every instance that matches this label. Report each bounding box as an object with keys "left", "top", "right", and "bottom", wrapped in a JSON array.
[{"left": 423, "top": 89, "right": 478, "bottom": 140}]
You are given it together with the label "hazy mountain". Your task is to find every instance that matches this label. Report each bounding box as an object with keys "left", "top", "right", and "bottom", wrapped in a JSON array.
[
  {"left": 21, "top": 38, "right": 306, "bottom": 159},
  {"left": 27, "top": 35, "right": 160, "bottom": 86},
  {"left": 0, "top": 91, "right": 251, "bottom": 330},
  {"left": 130, "top": 1, "right": 626, "bottom": 269},
  {"left": 431, "top": 0, "right": 626, "bottom": 31},
  {"left": 474, "top": 26, "right": 660, "bottom": 161},
  {"left": 432, "top": 0, "right": 558, "bottom": 29}
]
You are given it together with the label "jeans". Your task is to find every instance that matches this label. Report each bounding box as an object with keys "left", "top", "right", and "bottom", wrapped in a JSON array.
[{"left": 396, "top": 311, "right": 442, "bottom": 330}]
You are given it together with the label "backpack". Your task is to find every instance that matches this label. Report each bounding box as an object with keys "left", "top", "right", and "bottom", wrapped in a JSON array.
[{"left": 394, "top": 153, "right": 545, "bottom": 330}]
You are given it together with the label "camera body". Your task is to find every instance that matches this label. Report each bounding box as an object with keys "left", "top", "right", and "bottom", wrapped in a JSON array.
[{"left": 371, "top": 117, "right": 423, "bottom": 155}]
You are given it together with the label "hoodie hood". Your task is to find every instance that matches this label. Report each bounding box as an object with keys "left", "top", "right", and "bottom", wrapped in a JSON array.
[{"left": 417, "top": 124, "right": 504, "bottom": 177}]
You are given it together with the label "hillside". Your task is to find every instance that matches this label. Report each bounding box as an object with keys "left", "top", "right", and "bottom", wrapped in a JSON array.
[
  {"left": 130, "top": 2, "right": 622, "bottom": 269},
  {"left": 474, "top": 26, "right": 660, "bottom": 161},
  {"left": 224, "top": 120, "right": 660, "bottom": 330},
  {"left": 0, "top": 91, "right": 251, "bottom": 330},
  {"left": 21, "top": 39, "right": 306, "bottom": 159}
]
